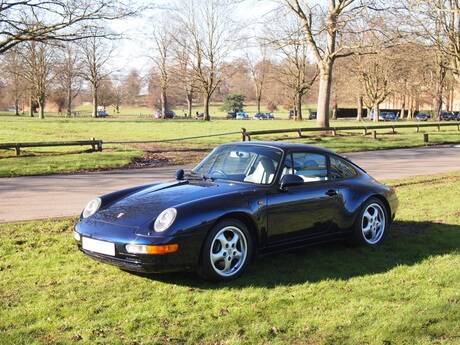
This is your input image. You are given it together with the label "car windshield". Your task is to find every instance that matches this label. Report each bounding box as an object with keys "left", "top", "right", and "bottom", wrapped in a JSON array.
[{"left": 192, "top": 145, "right": 282, "bottom": 184}]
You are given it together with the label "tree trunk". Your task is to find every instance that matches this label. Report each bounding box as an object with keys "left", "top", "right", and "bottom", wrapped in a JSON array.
[
  {"left": 408, "top": 96, "right": 415, "bottom": 119},
  {"left": 400, "top": 94, "right": 405, "bottom": 119},
  {"left": 39, "top": 99, "right": 45, "bottom": 119},
  {"left": 161, "top": 88, "right": 168, "bottom": 119},
  {"left": 373, "top": 103, "right": 380, "bottom": 122},
  {"left": 186, "top": 91, "right": 193, "bottom": 118},
  {"left": 66, "top": 86, "right": 72, "bottom": 117},
  {"left": 29, "top": 97, "right": 34, "bottom": 117},
  {"left": 92, "top": 87, "right": 98, "bottom": 118},
  {"left": 14, "top": 98, "right": 19, "bottom": 116},
  {"left": 331, "top": 95, "right": 338, "bottom": 120},
  {"left": 296, "top": 93, "right": 303, "bottom": 121},
  {"left": 356, "top": 95, "right": 363, "bottom": 121},
  {"left": 434, "top": 89, "right": 442, "bottom": 121},
  {"left": 203, "top": 94, "right": 211, "bottom": 121},
  {"left": 316, "top": 65, "right": 332, "bottom": 127},
  {"left": 256, "top": 95, "right": 261, "bottom": 114}
]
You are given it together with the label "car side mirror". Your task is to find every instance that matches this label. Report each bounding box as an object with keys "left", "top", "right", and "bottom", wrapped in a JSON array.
[
  {"left": 279, "top": 174, "right": 304, "bottom": 190},
  {"left": 175, "top": 169, "right": 185, "bottom": 181}
]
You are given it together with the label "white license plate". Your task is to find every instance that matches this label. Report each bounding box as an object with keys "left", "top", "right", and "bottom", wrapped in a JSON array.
[{"left": 82, "top": 237, "right": 115, "bottom": 256}]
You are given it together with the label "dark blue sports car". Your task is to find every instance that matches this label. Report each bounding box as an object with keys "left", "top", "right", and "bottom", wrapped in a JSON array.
[{"left": 74, "top": 142, "right": 398, "bottom": 281}]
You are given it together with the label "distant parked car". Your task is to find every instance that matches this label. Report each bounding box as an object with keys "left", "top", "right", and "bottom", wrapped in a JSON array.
[
  {"left": 440, "top": 111, "right": 455, "bottom": 121},
  {"left": 265, "top": 112, "right": 275, "bottom": 120},
  {"left": 226, "top": 112, "right": 236, "bottom": 119},
  {"left": 415, "top": 113, "right": 430, "bottom": 121},
  {"left": 380, "top": 111, "right": 397, "bottom": 121},
  {"left": 155, "top": 110, "right": 176, "bottom": 119},
  {"left": 236, "top": 112, "right": 249, "bottom": 120},
  {"left": 97, "top": 110, "right": 108, "bottom": 118},
  {"left": 253, "top": 112, "right": 267, "bottom": 120},
  {"left": 308, "top": 111, "right": 317, "bottom": 120},
  {"left": 453, "top": 112, "right": 460, "bottom": 121}
]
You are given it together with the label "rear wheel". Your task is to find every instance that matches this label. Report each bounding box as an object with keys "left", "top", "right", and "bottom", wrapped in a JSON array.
[
  {"left": 350, "top": 198, "right": 388, "bottom": 246},
  {"left": 198, "top": 219, "right": 253, "bottom": 281}
]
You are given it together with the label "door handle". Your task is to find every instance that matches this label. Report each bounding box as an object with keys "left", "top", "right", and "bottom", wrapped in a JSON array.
[{"left": 326, "top": 189, "right": 338, "bottom": 197}]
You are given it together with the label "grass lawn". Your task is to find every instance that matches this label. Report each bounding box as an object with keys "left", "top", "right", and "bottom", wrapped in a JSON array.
[
  {"left": 1, "top": 112, "right": 460, "bottom": 177},
  {"left": 73, "top": 102, "right": 317, "bottom": 118},
  {"left": 0, "top": 173, "right": 459, "bottom": 344}
]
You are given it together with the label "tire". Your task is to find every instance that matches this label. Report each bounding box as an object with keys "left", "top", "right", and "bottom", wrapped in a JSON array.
[
  {"left": 198, "top": 219, "right": 253, "bottom": 281},
  {"left": 350, "top": 197, "right": 388, "bottom": 246}
]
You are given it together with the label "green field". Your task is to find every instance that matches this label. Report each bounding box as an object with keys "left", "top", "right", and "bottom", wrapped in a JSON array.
[
  {"left": 72, "top": 102, "right": 316, "bottom": 118},
  {"left": 1, "top": 172, "right": 459, "bottom": 344},
  {"left": 1, "top": 111, "right": 460, "bottom": 177}
]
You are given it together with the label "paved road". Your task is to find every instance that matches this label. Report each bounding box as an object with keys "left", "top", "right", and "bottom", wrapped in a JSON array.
[{"left": 1, "top": 145, "right": 460, "bottom": 223}]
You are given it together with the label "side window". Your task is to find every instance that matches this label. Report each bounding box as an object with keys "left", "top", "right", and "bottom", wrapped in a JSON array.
[
  {"left": 329, "top": 156, "right": 357, "bottom": 180},
  {"left": 281, "top": 152, "right": 328, "bottom": 182}
]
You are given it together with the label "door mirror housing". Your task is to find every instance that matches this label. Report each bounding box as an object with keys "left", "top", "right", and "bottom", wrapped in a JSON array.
[
  {"left": 175, "top": 169, "right": 185, "bottom": 180},
  {"left": 279, "top": 174, "right": 304, "bottom": 190}
]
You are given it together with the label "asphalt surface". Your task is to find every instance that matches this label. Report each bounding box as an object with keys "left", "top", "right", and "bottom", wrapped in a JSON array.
[{"left": 1, "top": 145, "right": 460, "bottom": 223}]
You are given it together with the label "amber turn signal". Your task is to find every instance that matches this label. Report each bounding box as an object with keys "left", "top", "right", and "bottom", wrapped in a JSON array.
[{"left": 125, "top": 243, "right": 179, "bottom": 255}]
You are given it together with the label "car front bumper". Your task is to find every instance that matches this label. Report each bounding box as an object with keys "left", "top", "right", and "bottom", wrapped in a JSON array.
[{"left": 74, "top": 222, "right": 208, "bottom": 273}]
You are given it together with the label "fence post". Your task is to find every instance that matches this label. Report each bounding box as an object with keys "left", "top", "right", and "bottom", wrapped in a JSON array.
[
  {"left": 424, "top": 133, "right": 429, "bottom": 144},
  {"left": 437, "top": 124, "right": 441, "bottom": 132},
  {"left": 332, "top": 128, "right": 337, "bottom": 136},
  {"left": 363, "top": 128, "right": 367, "bottom": 136},
  {"left": 241, "top": 128, "right": 246, "bottom": 141},
  {"left": 91, "top": 137, "right": 96, "bottom": 151},
  {"left": 416, "top": 126, "right": 419, "bottom": 133},
  {"left": 97, "top": 140, "right": 103, "bottom": 151},
  {"left": 297, "top": 129, "right": 302, "bottom": 138},
  {"left": 391, "top": 126, "right": 396, "bottom": 134},
  {"left": 372, "top": 130, "right": 377, "bottom": 139},
  {"left": 15, "top": 144, "right": 20, "bottom": 156}
]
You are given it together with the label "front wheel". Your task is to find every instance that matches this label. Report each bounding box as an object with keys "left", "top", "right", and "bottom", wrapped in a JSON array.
[
  {"left": 198, "top": 219, "right": 253, "bottom": 281},
  {"left": 350, "top": 198, "right": 388, "bottom": 246}
]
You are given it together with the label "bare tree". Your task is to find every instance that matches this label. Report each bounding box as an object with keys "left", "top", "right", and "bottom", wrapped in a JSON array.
[
  {"left": 2, "top": 48, "right": 25, "bottom": 115},
  {"left": 175, "top": 0, "right": 236, "bottom": 121},
  {"left": 265, "top": 17, "right": 318, "bottom": 120},
  {"left": 150, "top": 22, "right": 174, "bottom": 118},
  {"left": 353, "top": 52, "right": 395, "bottom": 122},
  {"left": 403, "top": 1, "right": 456, "bottom": 119},
  {"left": 283, "top": 0, "right": 391, "bottom": 127},
  {"left": 56, "top": 43, "right": 82, "bottom": 117},
  {"left": 246, "top": 48, "right": 269, "bottom": 114},
  {"left": 80, "top": 33, "right": 114, "bottom": 117},
  {"left": 20, "top": 41, "right": 55, "bottom": 119},
  {"left": 173, "top": 33, "right": 196, "bottom": 118},
  {"left": 122, "top": 69, "right": 142, "bottom": 106},
  {"left": 0, "top": 1, "right": 136, "bottom": 54}
]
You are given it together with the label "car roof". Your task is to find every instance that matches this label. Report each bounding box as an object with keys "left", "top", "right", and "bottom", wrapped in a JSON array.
[{"left": 221, "top": 141, "right": 336, "bottom": 154}]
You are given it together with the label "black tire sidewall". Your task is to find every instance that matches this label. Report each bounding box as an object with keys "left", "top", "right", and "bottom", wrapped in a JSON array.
[
  {"left": 352, "top": 197, "right": 388, "bottom": 246},
  {"left": 198, "top": 219, "right": 253, "bottom": 281}
]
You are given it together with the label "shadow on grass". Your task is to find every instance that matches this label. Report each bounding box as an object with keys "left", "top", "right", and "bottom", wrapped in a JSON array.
[{"left": 133, "top": 220, "right": 460, "bottom": 289}]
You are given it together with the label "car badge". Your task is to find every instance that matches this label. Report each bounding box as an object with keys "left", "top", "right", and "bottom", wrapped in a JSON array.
[{"left": 117, "top": 212, "right": 125, "bottom": 219}]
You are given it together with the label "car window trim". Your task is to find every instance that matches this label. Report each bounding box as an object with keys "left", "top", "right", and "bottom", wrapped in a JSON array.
[
  {"left": 206, "top": 144, "right": 285, "bottom": 186},
  {"left": 327, "top": 153, "right": 361, "bottom": 181},
  {"left": 280, "top": 150, "right": 330, "bottom": 185}
]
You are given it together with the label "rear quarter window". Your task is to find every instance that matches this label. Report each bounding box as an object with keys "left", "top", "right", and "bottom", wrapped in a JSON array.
[{"left": 329, "top": 155, "right": 358, "bottom": 180}]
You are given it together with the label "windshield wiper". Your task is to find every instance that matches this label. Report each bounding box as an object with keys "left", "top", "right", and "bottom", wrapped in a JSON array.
[
  {"left": 185, "top": 171, "right": 214, "bottom": 182},
  {"left": 201, "top": 174, "right": 214, "bottom": 182}
]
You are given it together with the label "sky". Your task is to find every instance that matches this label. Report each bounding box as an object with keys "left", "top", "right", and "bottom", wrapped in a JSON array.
[{"left": 107, "top": 0, "right": 279, "bottom": 80}]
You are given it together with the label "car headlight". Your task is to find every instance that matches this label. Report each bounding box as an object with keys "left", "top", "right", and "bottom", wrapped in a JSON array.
[
  {"left": 154, "top": 208, "right": 177, "bottom": 232},
  {"left": 82, "top": 198, "right": 101, "bottom": 218}
]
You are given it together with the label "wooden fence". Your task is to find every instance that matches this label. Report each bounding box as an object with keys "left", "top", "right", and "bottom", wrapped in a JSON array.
[
  {"left": 240, "top": 122, "right": 460, "bottom": 141},
  {"left": 0, "top": 139, "right": 103, "bottom": 156}
]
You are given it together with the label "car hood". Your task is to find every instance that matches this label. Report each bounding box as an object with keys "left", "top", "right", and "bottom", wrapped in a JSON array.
[{"left": 90, "top": 180, "right": 252, "bottom": 227}]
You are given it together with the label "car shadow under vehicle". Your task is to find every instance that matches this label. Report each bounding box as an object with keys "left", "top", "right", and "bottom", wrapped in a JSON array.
[{"left": 131, "top": 220, "right": 460, "bottom": 288}]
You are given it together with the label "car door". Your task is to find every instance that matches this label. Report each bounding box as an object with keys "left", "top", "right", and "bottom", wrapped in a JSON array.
[{"left": 265, "top": 151, "right": 342, "bottom": 245}]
